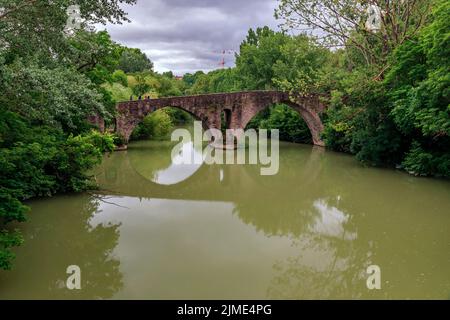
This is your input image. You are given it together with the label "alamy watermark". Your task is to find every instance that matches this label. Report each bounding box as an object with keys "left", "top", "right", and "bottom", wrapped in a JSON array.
[
  {"left": 66, "top": 265, "right": 81, "bottom": 290},
  {"left": 366, "top": 265, "right": 382, "bottom": 290},
  {"left": 171, "top": 121, "right": 280, "bottom": 176},
  {"left": 366, "top": 5, "right": 383, "bottom": 33},
  {"left": 64, "top": 5, "right": 82, "bottom": 35}
]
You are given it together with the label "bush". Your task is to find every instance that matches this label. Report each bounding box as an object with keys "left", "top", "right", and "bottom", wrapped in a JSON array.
[
  {"left": 0, "top": 230, "right": 24, "bottom": 270},
  {"left": 131, "top": 110, "right": 174, "bottom": 141},
  {"left": 402, "top": 141, "right": 450, "bottom": 177},
  {"left": 53, "top": 131, "right": 115, "bottom": 192},
  {"left": 164, "top": 108, "right": 193, "bottom": 125},
  {"left": 112, "top": 70, "right": 128, "bottom": 87},
  {"left": 102, "top": 82, "right": 133, "bottom": 103}
]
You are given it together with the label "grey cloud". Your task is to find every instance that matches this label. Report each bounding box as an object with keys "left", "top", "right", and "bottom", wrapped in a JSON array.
[{"left": 99, "top": 0, "right": 281, "bottom": 74}]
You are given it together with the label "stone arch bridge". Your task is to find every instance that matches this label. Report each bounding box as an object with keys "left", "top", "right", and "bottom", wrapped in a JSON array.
[{"left": 91, "top": 91, "right": 326, "bottom": 147}]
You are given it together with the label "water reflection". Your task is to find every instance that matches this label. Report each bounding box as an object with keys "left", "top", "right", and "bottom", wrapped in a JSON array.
[
  {"left": 267, "top": 197, "right": 370, "bottom": 299},
  {"left": 311, "top": 199, "right": 357, "bottom": 241},
  {"left": 128, "top": 140, "right": 204, "bottom": 185},
  {"left": 1, "top": 137, "right": 449, "bottom": 299},
  {"left": 0, "top": 195, "right": 123, "bottom": 299}
]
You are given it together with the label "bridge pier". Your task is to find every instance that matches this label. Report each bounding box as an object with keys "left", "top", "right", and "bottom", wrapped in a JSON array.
[{"left": 87, "top": 114, "right": 106, "bottom": 133}]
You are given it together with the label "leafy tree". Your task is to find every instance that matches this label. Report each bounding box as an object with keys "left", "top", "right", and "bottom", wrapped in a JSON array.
[
  {"left": 155, "top": 75, "right": 183, "bottom": 97},
  {"left": 236, "top": 26, "right": 289, "bottom": 90},
  {"left": 385, "top": 0, "right": 450, "bottom": 176},
  {"left": 321, "top": 0, "right": 449, "bottom": 177},
  {"left": 131, "top": 110, "right": 174, "bottom": 141},
  {"left": 187, "top": 69, "right": 239, "bottom": 94},
  {"left": 117, "top": 47, "right": 153, "bottom": 73},
  {"left": 187, "top": 73, "right": 213, "bottom": 94},
  {"left": 275, "top": 0, "right": 432, "bottom": 66},
  {"left": 235, "top": 27, "right": 329, "bottom": 94},
  {"left": 0, "top": 62, "right": 108, "bottom": 134},
  {"left": 132, "top": 74, "right": 151, "bottom": 96},
  {"left": 0, "top": 230, "right": 23, "bottom": 270},
  {"left": 207, "top": 69, "right": 240, "bottom": 93},
  {"left": 162, "top": 71, "right": 174, "bottom": 79},
  {"left": 102, "top": 82, "right": 133, "bottom": 102},
  {"left": 322, "top": 62, "right": 407, "bottom": 166},
  {"left": 0, "top": 0, "right": 136, "bottom": 65},
  {"left": 111, "top": 70, "right": 128, "bottom": 87},
  {"left": 67, "top": 30, "right": 123, "bottom": 85},
  {"left": 164, "top": 108, "right": 193, "bottom": 125},
  {"left": 183, "top": 71, "right": 205, "bottom": 88},
  {"left": 272, "top": 34, "right": 331, "bottom": 94}
]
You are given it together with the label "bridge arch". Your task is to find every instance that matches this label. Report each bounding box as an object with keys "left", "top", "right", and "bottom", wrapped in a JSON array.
[
  {"left": 238, "top": 98, "right": 325, "bottom": 146},
  {"left": 243, "top": 99, "right": 325, "bottom": 147},
  {"left": 116, "top": 102, "right": 213, "bottom": 144}
]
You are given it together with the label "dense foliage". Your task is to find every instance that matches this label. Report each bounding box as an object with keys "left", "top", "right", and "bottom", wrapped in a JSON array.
[
  {"left": 117, "top": 48, "right": 154, "bottom": 73},
  {"left": 247, "top": 104, "right": 312, "bottom": 144},
  {"left": 322, "top": 0, "right": 449, "bottom": 177},
  {"left": 0, "top": 0, "right": 133, "bottom": 270},
  {"left": 131, "top": 110, "right": 174, "bottom": 141}
]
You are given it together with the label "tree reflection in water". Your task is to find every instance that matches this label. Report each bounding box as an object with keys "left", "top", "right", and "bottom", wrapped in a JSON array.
[
  {"left": 266, "top": 197, "right": 372, "bottom": 300},
  {"left": 0, "top": 195, "right": 123, "bottom": 299}
]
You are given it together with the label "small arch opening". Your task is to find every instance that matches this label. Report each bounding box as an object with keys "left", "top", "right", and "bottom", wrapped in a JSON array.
[{"left": 221, "top": 109, "right": 232, "bottom": 132}]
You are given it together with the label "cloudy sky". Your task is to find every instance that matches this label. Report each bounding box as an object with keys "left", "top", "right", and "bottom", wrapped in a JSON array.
[{"left": 98, "top": 0, "right": 281, "bottom": 75}]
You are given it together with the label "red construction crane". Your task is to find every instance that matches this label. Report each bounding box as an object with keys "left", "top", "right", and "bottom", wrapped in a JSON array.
[{"left": 212, "top": 50, "right": 235, "bottom": 68}]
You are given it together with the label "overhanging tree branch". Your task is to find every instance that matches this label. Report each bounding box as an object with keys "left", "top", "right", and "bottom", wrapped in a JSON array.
[{"left": 0, "top": 0, "right": 38, "bottom": 20}]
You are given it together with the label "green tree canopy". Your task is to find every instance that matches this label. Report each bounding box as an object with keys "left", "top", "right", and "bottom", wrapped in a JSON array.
[
  {"left": 0, "top": 0, "right": 136, "bottom": 64},
  {"left": 236, "top": 26, "right": 289, "bottom": 90},
  {"left": 117, "top": 47, "right": 153, "bottom": 73}
]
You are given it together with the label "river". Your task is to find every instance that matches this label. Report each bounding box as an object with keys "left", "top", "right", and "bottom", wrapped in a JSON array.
[{"left": 0, "top": 138, "right": 449, "bottom": 299}]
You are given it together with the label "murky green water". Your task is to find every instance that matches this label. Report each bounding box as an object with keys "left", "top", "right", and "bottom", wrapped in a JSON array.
[{"left": 1, "top": 138, "right": 449, "bottom": 300}]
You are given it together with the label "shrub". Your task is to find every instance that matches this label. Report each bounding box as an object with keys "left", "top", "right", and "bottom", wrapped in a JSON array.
[
  {"left": 402, "top": 141, "right": 450, "bottom": 177},
  {"left": 131, "top": 110, "right": 174, "bottom": 141},
  {"left": 112, "top": 70, "right": 128, "bottom": 87}
]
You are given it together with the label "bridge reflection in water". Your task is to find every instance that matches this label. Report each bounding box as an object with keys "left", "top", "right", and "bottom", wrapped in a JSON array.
[
  {"left": 91, "top": 139, "right": 449, "bottom": 299},
  {"left": 1, "top": 139, "right": 449, "bottom": 299},
  {"left": 97, "top": 139, "right": 323, "bottom": 202}
]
